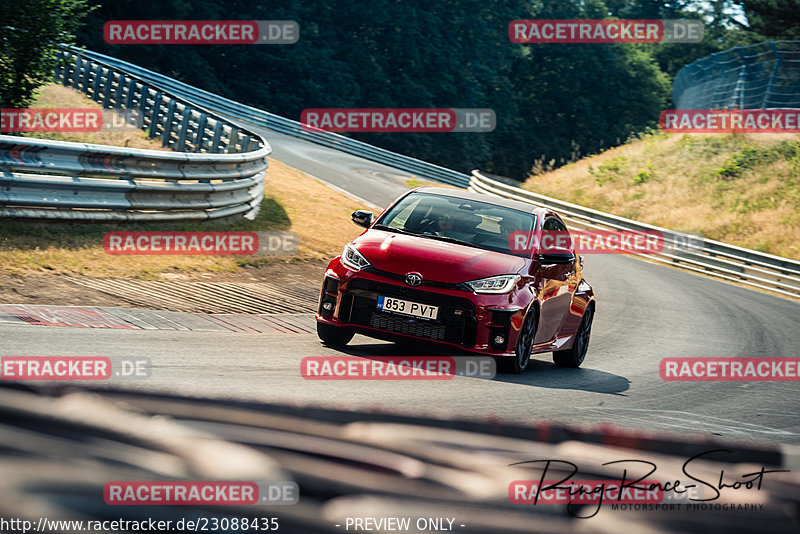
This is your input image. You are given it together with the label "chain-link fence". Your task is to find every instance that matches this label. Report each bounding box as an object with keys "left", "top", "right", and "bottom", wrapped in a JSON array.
[{"left": 673, "top": 40, "right": 800, "bottom": 109}]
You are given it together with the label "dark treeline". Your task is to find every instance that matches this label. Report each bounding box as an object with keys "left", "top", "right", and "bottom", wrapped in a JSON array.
[{"left": 73, "top": 0, "right": 798, "bottom": 179}]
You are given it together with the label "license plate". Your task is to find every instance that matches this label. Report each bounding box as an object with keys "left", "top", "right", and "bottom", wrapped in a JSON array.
[{"left": 377, "top": 296, "right": 439, "bottom": 320}]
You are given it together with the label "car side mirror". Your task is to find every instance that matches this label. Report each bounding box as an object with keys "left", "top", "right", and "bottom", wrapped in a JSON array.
[
  {"left": 539, "top": 253, "right": 575, "bottom": 265},
  {"left": 351, "top": 210, "right": 374, "bottom": 228}
]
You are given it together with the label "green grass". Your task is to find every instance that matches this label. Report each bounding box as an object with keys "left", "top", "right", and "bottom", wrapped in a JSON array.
[
  {"left": 714, "top": 142, "right": 800, "bottom": 180},
  {"left": 588, "top": 155, "right": 628, "bottom": 186}
]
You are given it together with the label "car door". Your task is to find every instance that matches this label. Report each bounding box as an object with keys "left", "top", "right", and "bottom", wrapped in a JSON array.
[{"left": 534, "top": 217, "right": 578, "bottom": 344}]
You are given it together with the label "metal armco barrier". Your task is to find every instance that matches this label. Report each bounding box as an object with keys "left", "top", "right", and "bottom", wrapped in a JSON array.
[
  {"left": 470, "top": 170, "right": 800, "bottom": 299},
  {"left": 62, "top": 46, "right": 471, "bottom": 188},
  {"left": 0, "top": 49, "right": 270, "bottom": 220}
]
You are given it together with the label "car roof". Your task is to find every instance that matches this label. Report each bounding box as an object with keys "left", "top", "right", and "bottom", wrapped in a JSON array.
[{"left": 412, "top": 186, "right": 545, "bottom": 216}]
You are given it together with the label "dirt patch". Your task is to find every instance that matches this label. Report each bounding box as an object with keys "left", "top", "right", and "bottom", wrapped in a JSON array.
[{"left": 0, "top": 260, "right": 328, "bottom": 311}]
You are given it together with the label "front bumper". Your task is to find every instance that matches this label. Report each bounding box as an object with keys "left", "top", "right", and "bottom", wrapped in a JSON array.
[{"left": 316, "top": 259, "right": 527, "bottom": 355}]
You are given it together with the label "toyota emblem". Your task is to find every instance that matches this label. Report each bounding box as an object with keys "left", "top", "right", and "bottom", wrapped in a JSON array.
[{"left": 405, "top": 272, "right": 423, "bottom": 287}]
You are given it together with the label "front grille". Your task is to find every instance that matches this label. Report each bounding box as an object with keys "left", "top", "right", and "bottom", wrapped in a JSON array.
[
  {"left": 341, "top": 278, "right": 477, "bottom": 346},
  {"left": 370, "top": 313, "right": 446, "bottom": 340},
  {"left": 363, "top": 266, "right": 467, "bottom": 290}
]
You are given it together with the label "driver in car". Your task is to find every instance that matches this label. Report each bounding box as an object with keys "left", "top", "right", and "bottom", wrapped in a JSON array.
[{"left": 434, "top": 213, "right": 456, "bottom": 235}]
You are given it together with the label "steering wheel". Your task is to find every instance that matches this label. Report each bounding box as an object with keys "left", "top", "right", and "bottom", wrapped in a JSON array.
[{"left": 417, "top": 217, "right": 440, "bottom": 235}]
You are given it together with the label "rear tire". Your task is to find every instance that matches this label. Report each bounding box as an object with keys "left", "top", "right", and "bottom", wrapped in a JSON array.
[
  {"left": 553, "top": 306, "right": 593, "bottom": 368},
  {"left": 317, "top": 321, "right": 354, "bottom": 347}
]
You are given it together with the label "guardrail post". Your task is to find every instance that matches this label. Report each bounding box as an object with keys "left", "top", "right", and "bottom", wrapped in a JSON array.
[
  {"left": 176, "top": 107, "right": 192, "bottom": 151},
  {"left": 194, "top": 113, "right": 208, "bottom": 152},
  {"left": 81, "top": 61, "right": 92, "bottom": 93},
  {"left": 209, "top": 121, "right": 223, "bottom": 153},
  {"left": 240, "top": 135, "right": 251, "bottom": 154},
  {"left": 148, "top": 92, "right": 163, "bottom": 139},
  {"left": 102, "top": 72, "right": 114, "bottom": 108},
  {"left": 55, "top": 51, "right": 68, "bottom": 84},
  {"left": 114, "top": 75, "right": 125, "bottom": 109},
  {"left": 125, "top": 79, "right": 136, "bottom": 108},
  {"left": 227, "top": 128, "right": 240, "bottom": 154},
  {"left": 139, "top": 86, "right": 150, "bottom": 117},
  {"left": 162, "top": 100, "right": 177, "bottom": 147},
  {"left": 71, "top": 56, "right": 82, "bottom": 90},
  {"left": 91, "top": 64, "right": 103, "bottom": 102}
]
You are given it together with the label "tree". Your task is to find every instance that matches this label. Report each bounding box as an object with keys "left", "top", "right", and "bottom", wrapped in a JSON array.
[
  {"left": 0, "top": 0, "right": 93, "bottom": 108},
  {"left": 737, "top": 0, "right": 800, "bottom": 40},
  {"left": 71, "top": 0, "right": 684, "bottom": 178}
]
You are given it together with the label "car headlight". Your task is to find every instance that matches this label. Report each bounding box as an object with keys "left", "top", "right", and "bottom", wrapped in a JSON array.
[
  {"left": 464, "top": 274, "right": 520, "bottom": 294},
  {"left": 341, "top": 243, "right": 371, "bottom": 271}
]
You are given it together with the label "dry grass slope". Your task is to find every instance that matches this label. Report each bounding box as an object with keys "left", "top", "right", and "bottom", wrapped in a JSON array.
[{"left": 522, "top": 131, "right": 800, "bottom": 260}]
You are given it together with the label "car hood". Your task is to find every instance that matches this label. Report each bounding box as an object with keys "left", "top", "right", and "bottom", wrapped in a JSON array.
[{"left": 353, "top": 230, "right": 527, "bottom": 283}]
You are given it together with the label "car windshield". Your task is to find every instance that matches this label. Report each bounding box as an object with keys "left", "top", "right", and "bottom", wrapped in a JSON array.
[{"left": 375, "top": 192, "right": 536, "bottom": 258}]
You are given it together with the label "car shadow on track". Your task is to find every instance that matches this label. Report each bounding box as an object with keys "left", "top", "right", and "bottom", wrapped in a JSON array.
[
  {"left": 493, "top": 358, "right": 630, "bottom": 396},
  {"left": 326, "top": 339, "right": 630, "bottom": 396},
  {"left": 326, "top": 341, "right": 451, "bottom": 357}
]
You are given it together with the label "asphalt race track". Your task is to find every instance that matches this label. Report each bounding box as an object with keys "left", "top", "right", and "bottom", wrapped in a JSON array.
[{"left": 2, "top": 129, "right": 799, "bottom": 446}]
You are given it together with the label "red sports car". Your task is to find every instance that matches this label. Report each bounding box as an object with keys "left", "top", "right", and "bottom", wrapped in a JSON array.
[{"left": 316, "top": 187, "right": 595, "bottom": 372}]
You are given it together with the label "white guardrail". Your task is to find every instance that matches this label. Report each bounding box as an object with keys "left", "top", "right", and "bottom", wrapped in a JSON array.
[
  {"left": 0, "top": 49, "right": 270, "bottom": 220},
  {"left": 61, "top": 46, "right": 472, "bottom": 188},
  {"left": 470, "top": 170, "right": 800, "bottom": 299}
]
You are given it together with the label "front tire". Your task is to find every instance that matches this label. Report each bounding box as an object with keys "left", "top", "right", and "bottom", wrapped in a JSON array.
[
  {"left": 553, "top": 305, "right": 593, "bottom": 368},
  {"left": 317, "top": 321, "right": 354, "bottom": 347},
  {"left": 502, "top": 308, "right": 538, "bottom": 374}
]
